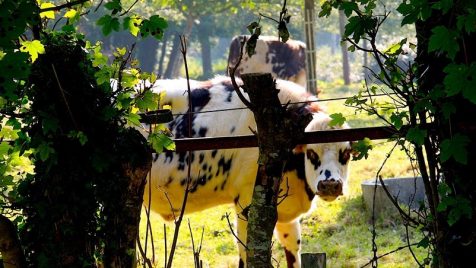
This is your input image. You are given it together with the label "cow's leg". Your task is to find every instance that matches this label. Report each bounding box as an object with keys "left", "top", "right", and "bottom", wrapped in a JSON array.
[{"left": 275, "top": 220, "right": 302, "bottom": 268}]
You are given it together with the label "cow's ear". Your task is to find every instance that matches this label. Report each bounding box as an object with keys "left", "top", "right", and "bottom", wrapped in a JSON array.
[{"left": 293, "top": 144, "right": 305, "bottom": 154}]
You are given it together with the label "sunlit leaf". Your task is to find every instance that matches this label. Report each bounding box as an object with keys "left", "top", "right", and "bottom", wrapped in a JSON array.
[
  {"left": 20, "top": 40, "right": 45, "bottom": 62},
  {"left": 40, "top": 2, "right": 56, "bottom": 19}
]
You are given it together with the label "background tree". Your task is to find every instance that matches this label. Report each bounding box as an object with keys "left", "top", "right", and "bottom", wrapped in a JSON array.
[{"left": 320, "top": 0, "right": 476, "bottom": 267}]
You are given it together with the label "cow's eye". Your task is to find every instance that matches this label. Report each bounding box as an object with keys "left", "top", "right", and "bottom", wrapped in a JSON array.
[
  {"left": 338, "top": 148, "right": 351, "bottom": 165},
  {"left": 306, "top": 149, "right": 321, "bottom": 170}
]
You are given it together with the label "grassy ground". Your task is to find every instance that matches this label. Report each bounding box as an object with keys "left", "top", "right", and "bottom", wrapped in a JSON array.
[{"left": 138, "top": 81, "right": 427, "bottom": 267}]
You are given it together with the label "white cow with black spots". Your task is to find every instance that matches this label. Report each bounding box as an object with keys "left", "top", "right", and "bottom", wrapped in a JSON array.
[{"left": 143, "top": 76, "right": 353, "bottom": 268}]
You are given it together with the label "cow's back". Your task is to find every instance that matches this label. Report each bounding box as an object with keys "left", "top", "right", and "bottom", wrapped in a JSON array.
[{"left": 227, "top": 36, "right": 307, "bottom": 88}]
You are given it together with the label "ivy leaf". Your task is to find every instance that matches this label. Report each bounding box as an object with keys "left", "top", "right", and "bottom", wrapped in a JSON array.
[
  {"left": 441, "top": 102, "right": 456, "bottom": 119},
  {"left": 40, "top": 2, "right": 56, "bottom": 19},
  {"left": 384, "top": 38, "right": 407, "bottom": 56},
  {"left": 104, "top": 0, "right": 122, "bottom": 15},
  {"left": 149, "top": 132, "right": 176, "bottom": 154},
  {"left": 341, "top": 2, "right": 358, "bottom": 17},
  {"left": 136, "top": 90, "right": 158, "bottom": 111},
  {"left": 443, "top": 63, "right": 476, "bottom": 104},
  {"left": 123, "top": 15, "right": 142, "bottom": 37},
  {"left": 36, "top": 142, "right": 55, "bottom": 162},
  {"left": 390, "top": 111, "right": 407, "bottom": 130},
  {"left": 126, "top": 112, "right": 141, "bottom": 127},
  {"left": 20, "top": 40, "right": 45, "bottom": 62},
  {"left": 406, "top": 127, "right": 427, "bottom": 146},
  {"left": 432, "top": 0, "right": 454, "bottom": 14},
  {"left": 440, "top": 134, "right": 470, "bottom": 164},
  {"left": 97, "top": 15, "right": 120, "bottom": 36},
  {"left": 140, "top": 15, "right": 168, "bottom": 40},
  {"left": 329, "top": 113, "right": 346, "bottom": 127},
  {"left": 428, "top": 26, "right": 459, "bottom": 60},
  {"left": 318, "top": 2, "right": 333, "bottom": 17},
  {"left": 351, "top": 138, "right": 373, "bottom": 160},
  {"left": 456, "top": 11, "right": 476, "bottom": 33}
]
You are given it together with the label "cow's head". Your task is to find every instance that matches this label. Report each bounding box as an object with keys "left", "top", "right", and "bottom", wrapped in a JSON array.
[{"left": 295, "top": 112, "right": 354, "bottom": 202}]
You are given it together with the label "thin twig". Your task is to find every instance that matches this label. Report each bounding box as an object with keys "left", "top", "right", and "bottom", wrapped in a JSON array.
[
  {"left": 224, "top": 212, "right": 248, "bottom": 251},
  {"left": 229, "top": 37, "right": 254, "bottom": 109},
  {"left": 360, "top": 242, "right": 420, "bottom": 268},
  {"left": 136, "top": 234, "right": 153, "bottom": 268},
  {"left": 51, "top": 64, "right": 78, "bottom": 129},
  {"left": 40, "top": 0, "right": 89, "bottom": 12},
  {"left": 119, "top": 0, "right": 140, "bottom": 16}
]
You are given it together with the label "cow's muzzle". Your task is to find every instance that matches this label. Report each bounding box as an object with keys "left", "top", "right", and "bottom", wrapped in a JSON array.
[{"left": 316, "top": 179, "right": 343, "bottom": 201}]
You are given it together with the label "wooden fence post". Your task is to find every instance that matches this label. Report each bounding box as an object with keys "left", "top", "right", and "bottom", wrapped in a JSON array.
[{"left": 301, "top": 253, "right": 326, "bottom": 268}]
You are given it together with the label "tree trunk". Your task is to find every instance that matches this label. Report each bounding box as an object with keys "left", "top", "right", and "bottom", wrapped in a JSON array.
[
  {"left": 338, "top": 10, "right": 351, "bottom": 85},
  {"left": 197, "top": 22, "right": 213, "bottom": 79},
  {"left": 136, "top": 37, "right": 160, "bottom": 73},
  {"left": 415, "top": 9, "right": 476, "bottom": 268},
  {"left": 241, "top": 73, "right": 311, "bottom": 267},
  {"left": 157, "top": 32, "right": 169, "bottom": 77},
  {"left": 164, "top": 34, "right": 181, "bottom": 79},
  {"left": 102, "top": 130, "right": 152, "bottom": 267},
  {"left": 0, "top": 215, "right": 26, "bottom": 268}
]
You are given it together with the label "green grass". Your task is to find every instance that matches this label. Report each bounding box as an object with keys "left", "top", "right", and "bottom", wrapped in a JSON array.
[{"left": 138, "top": 82, "right": 427, "bottom": 267}]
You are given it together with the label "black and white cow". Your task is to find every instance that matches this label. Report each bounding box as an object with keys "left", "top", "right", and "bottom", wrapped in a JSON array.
[
  {"left": 227, "top": 35, "right": 307, "bottom": 89},
  {"left": 142, "top": 76, "right": 352, "bottom": 268}
]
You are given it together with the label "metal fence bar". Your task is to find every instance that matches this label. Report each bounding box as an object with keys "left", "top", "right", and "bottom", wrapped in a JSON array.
[{"left": 173, "top": 125, "right": 398, "bottom": 152}]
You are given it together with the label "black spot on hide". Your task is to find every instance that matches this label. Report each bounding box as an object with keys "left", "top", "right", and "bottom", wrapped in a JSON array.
[
  {"left": 199, "top": 153, "right": 205, "bottom": 164},
  {"left": 306, "top": 149, "right": 321, "bottom": 170},
  {"left": 211, "top": 150, "right": 217, "bottom": 158},
  {"left": 283, "top": 152, "right": 305, "bottom": 180},
  {"left": 174, "top": 88, "right": 211, "bottom": 139},
  {"left": 198, "top": 127, "right": 208, "bottom": 137},
  {"left": 234, "top": 195, "right": 240, "bottom": 204},
  {"left": 230, "top": 126, "right": 235, "bottom": 134},
  {"left": 267, "top": 41, "right": 305, "bottom": 79},
  {"left": 239, "top": 259, "right": 244, "bottom": 268}
]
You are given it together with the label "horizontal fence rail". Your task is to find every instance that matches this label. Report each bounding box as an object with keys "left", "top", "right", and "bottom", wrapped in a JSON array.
[{"left": 173, "top": 126, "right": 398, "bottom": 152}]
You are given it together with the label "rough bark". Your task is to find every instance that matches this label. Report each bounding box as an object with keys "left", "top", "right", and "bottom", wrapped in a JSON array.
[
  {"left": 102, "top": 130, "right": 152, "bottom": 268},
  {"left": 241, "top": 73, "right": 311, "bottom": 267},
  {"left": 338, "top": 10, "right": 351, "bottom": 85},
  {"left": 0, "top": 215, "right": 26, "bottom": 268}
]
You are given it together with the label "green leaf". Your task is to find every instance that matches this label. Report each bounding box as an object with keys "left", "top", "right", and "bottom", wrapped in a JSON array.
[
  {"left": 432, "top": 0, "right": 453, "bottom": 14},
  {"left": 149, "top": 132, "right": 175, "bottom": 153},
  {"left": 318, "top": 2, "right": 333, "bottom": 17},
  {"left": 36, "top": 142, "right": 55, "bottom": 162},
  {"left": 20, "top": 40, "right": 45, "bottom": 62},
  {"left": 440, "top": 134, "right": 470, "bottom": 164},
  {"left": 384, "top": 38, "right": 407, "bottom": 56},
  {"left": 441, "top": 102, "right": 456, "bottom": 119},
  {"left": 341, "top": 2, "right": 358, "bottom": 17},
  {"left": 406, "top": 127, "right": 427, "bottom": 146},
  {"left": 351, "top": 138, "right": 373, "bottom": 160},
  {"left": 456, "top": 11, "right": 476, "bottom": 33},
  {"left": 443, "top": 63, "right": 476, "bottom": 103},
  {"left": 40, "top": 2, "right": 56, "bottom": 19},
  {"left": 390, "top": 111, "right": 407, "bottom": 130},
  {"left": 136, "top": 90, "right": 159, "bottom": 111},
  {"left": 104, "top": 0, "right": 122, "bottom": 14},
  {"left": 126, "top": 112, "right": 141, "bottom": 127},
  {"left": 329, "top": 113, "right": 346, "bottom": 127},
  {"left": 140, "top": 15, "right": 168, "bottom": 40},
  {"left": 97, "top": 15, "right": 120, "bottom": 36},
  {"left": 123, "top": 16, "right": 142, "bottom": 37},
  {"left": 428, "top": 26, "right": 459, "bottom": 60}
]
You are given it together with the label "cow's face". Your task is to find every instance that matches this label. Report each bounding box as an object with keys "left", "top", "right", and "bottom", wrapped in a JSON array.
[
  {"left": 301, "top": 113, "right": 353, "bottom": 202},
  {"left": 304, "top": 141, "right": 352, "bottom": 201}
]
